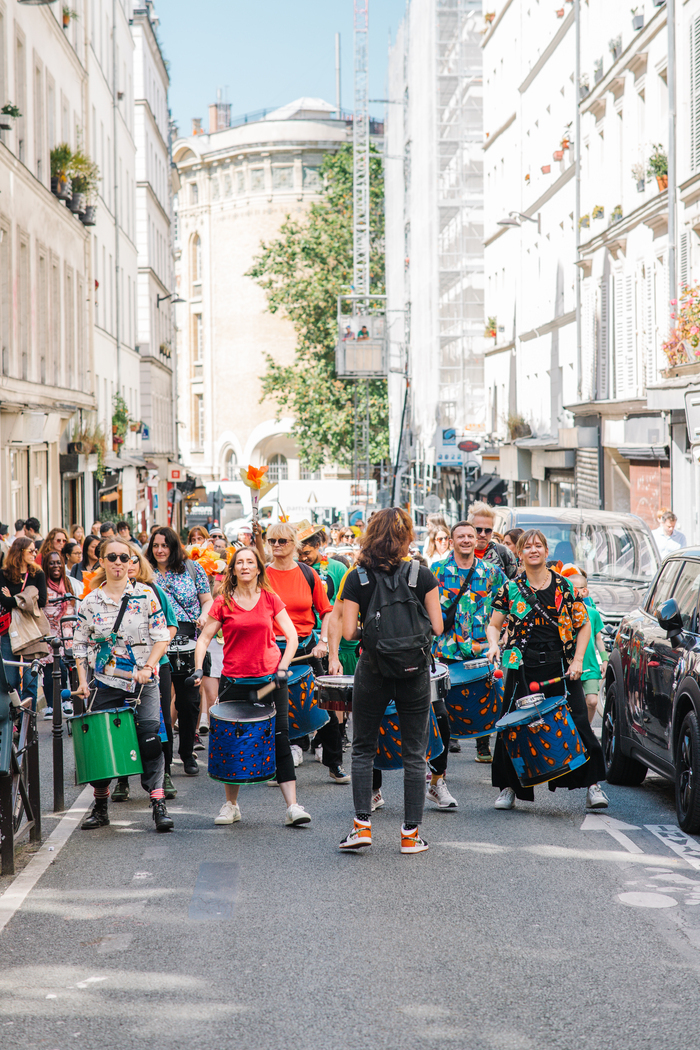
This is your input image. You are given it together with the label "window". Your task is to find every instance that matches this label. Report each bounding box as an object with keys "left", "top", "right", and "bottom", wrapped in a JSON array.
[
  {"left": 691, "top": 15, "right": 700, "bottom": 172},
  {"left": 0, "top": 221, "right": 10, "bottom": 375},
  {"left": 223, "top": 448, "right": 236, "bottom": 479},
  {"left": 300, "top": 464, "right": 321, "bottom": 480},
  {"left": 194, "top": 314, "right": 203, "bottom": 361},
  {"left": 671, "top": 560, "right": 700, "bottom": 631},
  {"left": 192, "top": 234, "right": 201, "bottom": 283},
  {"left": 194, "top": 393, "right": 204, "bottom": 448},
  {"left": 647, "top": 560, "right": 682, "bottom": 614},
  {"left": 190, "top": 181, "right": 198, "bottom": 205},
  {"left": 15, "top": 33, "right": 26, "bottom": 163},
  {"left": 267, "top": 454, "right": 288, "bottom": 482},
  {"left": 18, "top": 237, "right": 29, "bottom": 380}
]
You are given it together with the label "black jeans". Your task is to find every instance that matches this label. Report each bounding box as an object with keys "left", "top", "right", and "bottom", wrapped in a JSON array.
[
  {"left": 351, "top": 652, "right": 430, "bottom": 824},
  {"left": 492, "top": 659, "right": 607, "bottom": 800},
  {"left": 42, "top": 660, "right": 68, "bottom": 710},
  {"left": 428, "top": 698, "right": 451, "bottom": 777},
  {"left": 172, "top": 621, "right": 200, "bottom": 761},
  {"left": 219, "top": 675, "right": 295, "bottom": 784},
  {"left": 290, "top": 653, "right": 343, "bottom": 768},
  {"left": 159, "top": 663, "right": 173, "bottom": 774}
]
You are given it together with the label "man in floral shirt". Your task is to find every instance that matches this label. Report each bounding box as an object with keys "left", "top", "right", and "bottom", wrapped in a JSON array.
[{"left": 428, "top": 522, "right": 505, "bottom": 808}]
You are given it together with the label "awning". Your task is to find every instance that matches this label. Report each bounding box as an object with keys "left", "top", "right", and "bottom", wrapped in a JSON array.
[
  {"left": 100, "top": 491, "right": 119, "bottom": 502},
  {"left": 617, "top": 445, "right": 669, "bottom": 461}
]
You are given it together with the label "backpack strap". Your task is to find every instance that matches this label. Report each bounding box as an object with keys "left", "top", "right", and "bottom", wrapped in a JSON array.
[
  {"left": 185, "top": 559, "right": 198, "bottom": 585},
  {"left": 296, "top": 559, "right": 317, "bottom": 598},
  {"left": 408, "top": 559, "right": 420, "bottom": 588},
  {"left": 357, "top": 566, "right": 370, "bottom": 586}
]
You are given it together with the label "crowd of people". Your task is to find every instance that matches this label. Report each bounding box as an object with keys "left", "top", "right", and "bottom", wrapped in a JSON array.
[{"left": 0, "top": 502, "right": 611, "bottom": 853}]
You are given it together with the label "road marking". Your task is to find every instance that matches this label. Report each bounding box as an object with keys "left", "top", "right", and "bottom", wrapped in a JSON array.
[
  {"left": 0, "top": 785, "right": 93, "bottom": 936},
  {"left": 618, "top": 891, "right": 679, "bottom": 909},
  {"left": 645, "top": 825, "right": 700, "bottom": 870},
  {"left": 580, "top": 814, "right": 644, "bottom": 854},
  {"left": 188, "top": 861, "right": 239, "bottom": 921}
]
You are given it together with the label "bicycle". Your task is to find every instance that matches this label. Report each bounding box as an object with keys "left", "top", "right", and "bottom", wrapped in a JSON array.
[{"left": 0, "top": 654, "right": 42, "bottom": 875}]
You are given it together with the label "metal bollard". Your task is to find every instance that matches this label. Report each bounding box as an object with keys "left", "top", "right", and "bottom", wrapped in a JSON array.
[{"left": 50, "top": 637, "right": 64, "bottom": 813}]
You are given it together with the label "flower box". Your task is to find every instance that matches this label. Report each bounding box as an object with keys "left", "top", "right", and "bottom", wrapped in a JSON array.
[
  {"left": 68, "top": 191, "right": 86, "bottom": 215},
  {"left": 80, "top": 205, "right": 97, "bottom": 226},
  {"left": 656, "top": 174, "right": 669, "bottom": 191},
  {"left": 0, "top": 113, "right": 15, "bottom": 132},
  {"left": 541, "top": 164, "right": 551, "bottom": 174},
  {"left": 553, "top": 150, "right": 564, "bottom": 161},
  {"left": 632, "top": 13, "right": 644, "bottom": 29}
]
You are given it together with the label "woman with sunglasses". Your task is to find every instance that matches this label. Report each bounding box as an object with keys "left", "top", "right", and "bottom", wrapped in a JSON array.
[
  {"left": 71, "top": 534, "right": 101, "bottom": 584},
  {"left": 425, "top": 528, "right": 451, "bottom": 567},
  {"left": 39, "top": 550, "right": 81, "bottom": 720},
  {"left": 0, "top": 537, "right": 46, "bottom": 711},
  {"left": 73, "top": 538, "right": 173, "bottom": 832},
  {"left": 36, "top": 527, "right": 68, "bottom": 568},
  {"left": 265, "top": 523, "right": 349, "bottom": 783},
  {"left": 145, "top": 527, "right": 213, "bottom": 776}
]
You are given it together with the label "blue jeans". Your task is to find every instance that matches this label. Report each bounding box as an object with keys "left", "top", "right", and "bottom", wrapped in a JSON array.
[
  {"left": 42, "top": 660, "right": 69, "bottom": 710},
  {"left": 0, "top": 632, "right": 39, "bottom": 711}
]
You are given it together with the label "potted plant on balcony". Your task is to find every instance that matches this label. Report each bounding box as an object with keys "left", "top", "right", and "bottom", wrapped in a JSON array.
[
  {"left": 69, "top": 148, "right": 99, "bottom": 218},
  {"left": 50, "top": 143, "right": 73, "bottom": 200},
  {"left": 553, "top": 149, "right": 564, "bottom": 161},
  {"left": 112, "top": 392, "right": 131, "bottom": 454},
  {"left": 611, "top": 204, "right": 623, "bottom": 223},
  {"left": 647, "top": 144, "right": 668, "bottom": 191},
  {"left": 485, "top": 316, "right": 497, "bottom": 340},
  {"left": 631, "top": 7, "right": 644, "bottom": 29},
  {"left": 579, "top": 213, "right": 590, "bottom": 229},
  {"left": 579, "top": 74, "right": 590, "bottom": 99},
  {"left": 661, "top": 283, "right": 700, "bottom": 370},
  {"left": 594, "top": 58, "right": 604, "bottom": 83},
  {"left": 592, "top": 204, "right": 605, "bottom": 220},
  {"left": 631, "top": 160, "right": 646, "bottom": 192},
  {"left": 62, "top": 6, "right": 78, "bottom": 28},
  {"left": 608, "top": 35, "right": 622, "bottom": 60},
  {"left": 561, "top": 135, "right": 571, "bottom": 150},
  {"left": 0, "top": 103, "right": 21, "bottom": 132}
]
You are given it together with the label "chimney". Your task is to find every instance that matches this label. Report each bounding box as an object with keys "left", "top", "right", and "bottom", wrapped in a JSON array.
[
  {"left": 209, "top": 88, "right": 231, "bottom": 134},
  {"left": 192, "top": 117, "right": 202, "bottom": 136}
]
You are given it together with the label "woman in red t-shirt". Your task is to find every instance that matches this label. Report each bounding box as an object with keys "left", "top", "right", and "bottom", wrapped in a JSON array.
[{"left": 194, "top": 546, "right": 312, "bottom": 828}]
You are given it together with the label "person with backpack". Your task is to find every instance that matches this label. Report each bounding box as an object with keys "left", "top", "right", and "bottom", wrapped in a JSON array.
[
  {"left": 429, "top": 521, "right": 506, "bottom": 809},
  {"left": 145, "top": 527, "right": 213, "bottom": 776},
  {"left": 265, "top": 522, "right": 350, "bottom": 784},
  {"left": 338, "top": 508, "right": 444, "bottom": 854}
]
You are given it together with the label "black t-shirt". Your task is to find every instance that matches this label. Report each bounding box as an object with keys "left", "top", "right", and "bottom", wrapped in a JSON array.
[
  {"left": 0, "top": 568, "right": 48, "bottom": 610},
  {"left": 342, "top": 562, "right": 438, "bottom": 624},
  {"left": 525, "top": 575, "right": 562, "bottom": 654}
]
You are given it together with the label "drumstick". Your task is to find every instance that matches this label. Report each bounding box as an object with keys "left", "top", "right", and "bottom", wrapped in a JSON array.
[
  {"left": 492, "top": 669, "right": 504, "bottom": 680},
  {"left": 529, "top": 673, "right": 568, "bottom": 691}
]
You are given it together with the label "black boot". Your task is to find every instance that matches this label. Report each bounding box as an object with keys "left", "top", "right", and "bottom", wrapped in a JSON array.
[
  {"left": 152, "top": 799, "right": 174, "bottom": 833},
  {"left": 81, "top": 797, "right": 110, "bottom": 830},
  {"left": 111, "top": 777, "right": 130, "bottom": 802}
]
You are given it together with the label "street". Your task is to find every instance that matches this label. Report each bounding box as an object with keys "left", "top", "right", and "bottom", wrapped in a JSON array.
[{"left": 2, "top": 720, "right": 700, "bottom": 1050}]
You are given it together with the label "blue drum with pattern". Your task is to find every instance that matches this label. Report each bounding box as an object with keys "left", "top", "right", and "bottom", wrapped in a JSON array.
[
  {"left": 208, "top": 701, "right": 276, "bottom": 784},
  {"left": 374, "top": 701, "right": 444, "bottom": 771},
  {"left": 287, "top": 664, "right": 329, "bottom": 739},
  {"left": 495, "top": 693, "right": 588, "bottom": 787},
  {"left": 445, "top": 658, "right": 505, "bottom": 739}
]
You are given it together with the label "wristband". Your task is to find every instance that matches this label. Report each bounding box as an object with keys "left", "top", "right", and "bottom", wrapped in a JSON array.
[{"left": 194, "top": 667, "right": 204, "bottom": 679}]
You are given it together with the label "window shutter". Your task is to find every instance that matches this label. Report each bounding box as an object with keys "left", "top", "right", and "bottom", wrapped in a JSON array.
[
  {"left": 580, "top": 282, "right": 595, "bottom": 401},
  {"left": 624, "top": 274, "right": 636, "bottom": 396},
  {"left": 691, "top": 17, "right": 700, "bottom": 173},
  {"left": 643, "top": 261, "right": 657, "bottom": 389},
  {"left": 597, "top": 276, "right": 609, "bottom": 400},
  {"left": 680, "top": 231, "right": 690, "bottom": 290}
]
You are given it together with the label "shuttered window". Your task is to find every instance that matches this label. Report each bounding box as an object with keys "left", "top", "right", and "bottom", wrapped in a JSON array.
[
  {"left": 643, "top": 260, "right": 657, "bottom": 389},
  {"left": 597, "top": 276, "right": 609, "bottom": 400},
  {"left": 680, "top": 230, "right": 690, "bottom": 289},
  {"left": 691, "top": 16, "right": 700, "bottom": 172},
  {"left": 613, "top": 272, "right": 637, "bottom": 399},
  {"left": 581, "top": 282, "right": 595, "bottom": 401}
]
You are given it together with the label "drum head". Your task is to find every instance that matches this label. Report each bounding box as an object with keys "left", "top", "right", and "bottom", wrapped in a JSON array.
[
  {"left": 315, "top": 675, "right": 354, "bottom": 688},
  {"left": 170, "top": 637, "right": 196, "bottom": 652},
  {"left": 211, "top": 701, "right": 276, "bottom": 723},
  {"left": 430, "top": 662, "right": 449, "bottom": 680},
  {"left": 495, "top": 693, "right": 566, "bottom": 730},
  {"left": 288, "top": 664, "right": 313, "bottom": 684}
]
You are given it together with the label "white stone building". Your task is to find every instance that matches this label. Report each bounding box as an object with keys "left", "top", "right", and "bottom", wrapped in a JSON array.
[
  {"left": 172, "top": 99, "right": 353, "bottom": 485},
  {"left": 386, "top": 0, "right": 486, "bottom": 520}
]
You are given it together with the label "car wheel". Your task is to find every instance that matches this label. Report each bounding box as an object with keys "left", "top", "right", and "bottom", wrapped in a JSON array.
[
  {"left": 601, "top": 680, "right": 647, "bottom": 786},
  {"left": 675, "top": 711, "right": 700, "bottom": 833}
]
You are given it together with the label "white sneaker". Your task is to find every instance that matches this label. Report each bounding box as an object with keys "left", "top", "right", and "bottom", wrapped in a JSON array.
[
  {"left": 214, "top": 801, "right": 241, "bottom": 825},
  {"left": 62, "top": 701, "right": 73, "bottom": 716},
  {"left": 314, "top": 746, "right": 323, "bottom": 763},
  {"left": 586, "top": 784, "right": 609, "bottom": 809},
  {"left": 43, "top": 707, "right": 53, "bottom": 720},
  {"left": 427, "top": 777, "right": 458, "bottom": 809},
  {"left": 494, "top": 787, "right": 516, "bottom": 810},
  {"left": 285, "top": 803, "right": 311, "bottom": 826},
  {"left": 290, "top": 744, "right": 304, "bottom": 767},
  {"left": 371, "top": 789, "right": 385, "bottom": 811}
]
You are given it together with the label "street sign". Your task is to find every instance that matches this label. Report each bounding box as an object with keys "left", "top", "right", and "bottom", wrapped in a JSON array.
[
  {"left": 424, "top": 495, "right": 441, "bottom": 514},
  {"left": 168, "top": 465, "right": 182, "bottom": 481},
  {"left": 458, "top": 440, "right": 480, "bottom": 453}
]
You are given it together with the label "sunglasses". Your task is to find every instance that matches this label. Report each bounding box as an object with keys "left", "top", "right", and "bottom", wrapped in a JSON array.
[
  {"left": 268, "top": 538, "right": 290, "bottom": 547},
  {"left": 105, "top": 552, "right": 131, "bottom": 563},
  {"left": 474, "top": 527, "right": 493, "bottom": 535}
]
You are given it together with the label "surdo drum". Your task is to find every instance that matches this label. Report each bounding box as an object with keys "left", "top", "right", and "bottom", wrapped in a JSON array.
[
  {"left": 445, "top": 658, "right": 504, "bottom": 739},
  {"left": 208, "top": 702, "right": 276, "bottom": 784},
  {"left": 494, "top": 693, "right": 588, "bottom": 787}
]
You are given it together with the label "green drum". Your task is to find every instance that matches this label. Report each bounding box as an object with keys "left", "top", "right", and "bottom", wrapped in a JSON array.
[{"left": 69, "top": 707, "right": 144, "bottom": 784}]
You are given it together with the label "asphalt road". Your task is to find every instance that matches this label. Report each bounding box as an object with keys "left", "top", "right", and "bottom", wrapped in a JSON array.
[{"left": 2, "top": 717, "right": 700, "bottom": 1050}]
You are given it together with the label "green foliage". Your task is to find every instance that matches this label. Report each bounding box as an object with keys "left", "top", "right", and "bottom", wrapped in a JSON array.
[
  {"left": 50, "top": 143, "right": 72, "bottom": 179},
  {"left": 69, "top": 148, "right": 100, "bottom": 199},
  {"left": 647, "top": 144, "right": 668, "bottom": 178},
  {"left": 247, "top": 143, "right": 388, "bottom": 472},
  {"left": 112, "top": 393, "right": 131, "bottom": 440},
  {"left": 1, "top": 103, "right": 21, "bottom": 118}
]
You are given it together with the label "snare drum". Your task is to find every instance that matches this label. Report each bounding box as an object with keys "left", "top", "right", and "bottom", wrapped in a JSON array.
[
  {"left": 430, "top": 662, "right": 451, "bottom": 704},
  {"left": 168, "top": 635, "right": 197, "bottom": 676},
  {"left": 316, "top": 675, "right": 354, "bottom": 714},
  {"left": 287, "top": 664, "right": 329, "bottom": 738},
  {"left": 495, "top": 693, "right": 588, "bottom": 787},
  {"left": 445, "top": 658, "right": 504, "bottom": 739},
  {"left": 375, "top": 701, "right": 444, "bottom": 771},
  {"left": 68, "top": 707, "right": 144, "bottom": 784},
  {"left": 208, "top": 701, "right": 276, "bottom": 784}
]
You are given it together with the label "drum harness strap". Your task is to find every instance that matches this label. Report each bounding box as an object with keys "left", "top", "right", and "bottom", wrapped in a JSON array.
[
  {"left": 507, "top": 578, "right": 569, "bottom": 724},
  {"left": 87, "top": 585, "right": 146, "bottom": 713}
]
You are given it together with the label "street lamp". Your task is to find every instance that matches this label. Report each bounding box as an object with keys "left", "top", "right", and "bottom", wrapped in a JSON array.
[
  {"left": 497, "top": 211, "right": 541, "bottom": 233},
  {"left": 157, "top": 293, "right": 185, "bottom": 309}
]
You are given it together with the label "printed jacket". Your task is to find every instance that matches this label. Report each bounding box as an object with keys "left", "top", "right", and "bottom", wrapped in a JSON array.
[
  {"left": 493, "top": 570, "right": 588, "bottom": 671},
  {"left": 432, "top": 553, "right": 506, "bottom": 662}
]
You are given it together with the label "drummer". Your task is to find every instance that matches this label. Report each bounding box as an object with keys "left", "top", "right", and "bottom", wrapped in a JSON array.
[
  {"left": 266, "top": 522, "right": 349, "bottom": 785},
  {"left": 431, "top": 522, "right": 506, "bottom": 809},
  {"left": 72, "top": 538, "right": 174, "bottom": 832},
  {"left": 193, "top": 545, "right": 311, "bottom": 827},
  {"left": 484, "top": 529, "right": 608, "bottom": 811}
]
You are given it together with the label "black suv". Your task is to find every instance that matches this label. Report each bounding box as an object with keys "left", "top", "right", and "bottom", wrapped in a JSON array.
[{"left": 604, "top": 550, "right": 700, "bottom": 831}]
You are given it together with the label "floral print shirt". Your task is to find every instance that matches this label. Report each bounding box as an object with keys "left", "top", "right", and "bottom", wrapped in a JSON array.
[
  {"left": 155, "top": 560, "right": 209, "bottom": 623},
  {"left": 73, "top": 583, "right": 170, "bottom": 693},
  {"left": 432, "top": 553, "right": 506, "bottom": 662},
  {"left": 493, "top": 570, "right": 589, "bottom": 671}
]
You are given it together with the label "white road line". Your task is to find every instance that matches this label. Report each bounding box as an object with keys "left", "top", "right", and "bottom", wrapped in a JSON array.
[
  {"left": 645, "top": 825, "right": 700, "bottom": 870},
  {"left": 0, "top": 785, "right": 93, "bottom": 935},
  {"left": 580, "top": 814, "right": 645, "bottom": 854}
]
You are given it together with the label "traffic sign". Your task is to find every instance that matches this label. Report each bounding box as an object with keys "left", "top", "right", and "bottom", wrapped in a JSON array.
[{"left": 458, "top": 440, "right": 480, "bottom": 453}]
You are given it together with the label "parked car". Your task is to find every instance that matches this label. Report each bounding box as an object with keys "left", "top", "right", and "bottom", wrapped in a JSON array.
[
  {"left": 603, "top": 549, "right": 700, "bottom": 831},
  {"left": 492, "top": 507, "right": 660, "bottom": 628}
]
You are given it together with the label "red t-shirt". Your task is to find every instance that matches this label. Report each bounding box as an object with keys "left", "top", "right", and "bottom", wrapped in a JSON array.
[
  {"left": 267, "top": 565, "right": 332, "bottom": 636},
  {"left": 210, "top": 590, "right": 285, "bottom": 679}
]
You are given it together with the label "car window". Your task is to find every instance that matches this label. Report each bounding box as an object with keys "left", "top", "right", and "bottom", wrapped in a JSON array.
[
  {"left": 671, "top": 561, "right": 700, "bottom": 632},
  {"left": 646, "top": 561, "right": 682, "bottom": 614},
  {"left": 513, "top": 519, "right": 658, "bottom": 581}
]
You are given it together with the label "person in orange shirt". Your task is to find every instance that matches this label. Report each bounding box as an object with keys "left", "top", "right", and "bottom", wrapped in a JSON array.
[{"left": 266, "top": 522, "right": 350, "bottom": 785}]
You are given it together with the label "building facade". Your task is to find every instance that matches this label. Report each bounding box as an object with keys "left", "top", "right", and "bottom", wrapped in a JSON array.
[
  {"left": 172, "top": 99, "right": 351, "bottom": 485},
  {"left": 386, "top": 0, "right": 486, "bottom": 520}
]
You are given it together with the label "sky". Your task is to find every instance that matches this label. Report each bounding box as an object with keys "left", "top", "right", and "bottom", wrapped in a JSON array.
[{"left": 157, "top": 0, "right": 408, "bottom": 136}]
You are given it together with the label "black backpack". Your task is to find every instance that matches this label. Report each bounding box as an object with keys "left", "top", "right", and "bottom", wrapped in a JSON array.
[{"left": 359, "top": 560, "right": 433, "bottom": 678}]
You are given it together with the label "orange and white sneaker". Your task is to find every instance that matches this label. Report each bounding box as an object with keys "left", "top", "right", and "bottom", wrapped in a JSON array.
[
  {"left": 400, "top": 825, "right": 429, "bottom": 854},
  {"left": 339, "top": 817, "right": 372, "bottom": 850}
]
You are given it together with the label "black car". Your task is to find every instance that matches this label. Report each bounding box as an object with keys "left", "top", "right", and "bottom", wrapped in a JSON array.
[{"left": 603, "top": 549, "right": 700, "bottom": 831}]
